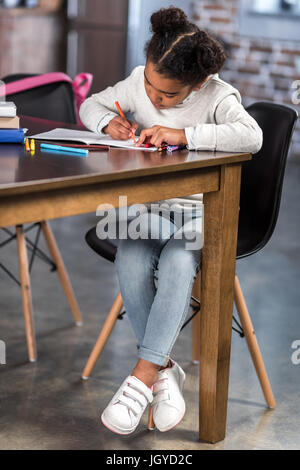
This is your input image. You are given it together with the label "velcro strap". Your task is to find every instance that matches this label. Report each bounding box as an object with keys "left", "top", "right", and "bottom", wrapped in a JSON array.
[
  {"left": 117, "top": 395, "right": 141, "bottom": 416},
  {"left": 153, "top": 380, "right": 169, "bottom": 394},
  {"left": 152, "top": 390, "right": 170, "bottom": 405},
  {"left": 123, "top": 385, "right": 147, "bottom": 409},
  {"left": 127, "top": 376, "right": 153, "bottom": 403}
]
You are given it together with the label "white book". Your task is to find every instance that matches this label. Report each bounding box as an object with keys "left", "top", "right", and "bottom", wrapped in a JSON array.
[
  {"left": 29, "top": 128, "right": 158, "bottom": 152},
  {"left": 0, "top": 102, "right": 17, "bottom": 118}
]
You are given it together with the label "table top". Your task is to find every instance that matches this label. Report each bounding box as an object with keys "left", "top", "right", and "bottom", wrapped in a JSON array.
[{"left": 0, "top": 116, "right": 251, "bottom": 197}]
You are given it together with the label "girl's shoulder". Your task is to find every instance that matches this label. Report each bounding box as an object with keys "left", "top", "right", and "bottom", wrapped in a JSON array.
[
  {"left": 128, "top": 65, "right": 145, "bottom": 81},
  {"left": 209, "top": 74, "right": 236, "bottom": 90},
  {"left": 203, "top": 73, "right": 242, "bottom": 104},
  {"left": 115, "top": 66, "right": 145, "bottom": 94}
]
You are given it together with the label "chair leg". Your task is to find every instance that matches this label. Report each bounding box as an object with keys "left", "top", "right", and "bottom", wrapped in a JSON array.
[
  {"left": 16, "top": 225, "right": 37, "bottom": 362},
  {"left": 192, "top": 272, "right": 201, "bottom": 363},
  {"left": 82, "top": 291, "right": 123, "bottom": 379},
  {"left": 148, "top": 405, "right": 155, "bottom": 430},
  {"left": 234, "top": 275, "right": 276, "bottom": 408},
  {"left": 40, "top": 221, "right": 83, "bottom": 326}
]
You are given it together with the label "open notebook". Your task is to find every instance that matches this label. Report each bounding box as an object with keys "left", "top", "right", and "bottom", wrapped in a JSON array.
[{"left": 29, "top": 128, "right": 158, "bottom": 152}]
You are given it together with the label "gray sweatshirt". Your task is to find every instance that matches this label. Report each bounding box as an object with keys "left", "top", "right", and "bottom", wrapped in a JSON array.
[{"left": 79, "top": 65, "right": 263, "bottom": 221}]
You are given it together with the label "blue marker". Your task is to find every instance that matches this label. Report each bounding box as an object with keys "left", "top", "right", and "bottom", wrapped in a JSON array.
[
  {"left": 40, "top": 148, "right": 89, "bottom": 158},
  {"left": 40, "top": 143, "right": 88, "bottom": 156}
]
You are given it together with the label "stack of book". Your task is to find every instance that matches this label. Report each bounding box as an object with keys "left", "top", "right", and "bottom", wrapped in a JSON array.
[{"left": 0, "top": 102, "right": 24, "bottom": 143}]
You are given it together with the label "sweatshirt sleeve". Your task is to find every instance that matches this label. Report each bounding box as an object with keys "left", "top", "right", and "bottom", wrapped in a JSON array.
[
  {"left": 79, "top": 67, "right": 139, "bottom": 135},
  {"left": 185, "top": 94, "right": 263, "bottom": 154}
]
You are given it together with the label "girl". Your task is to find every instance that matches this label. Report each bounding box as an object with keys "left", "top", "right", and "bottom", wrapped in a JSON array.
[{"left": 80, "top": 7, "right": 262, "bottom": 435}]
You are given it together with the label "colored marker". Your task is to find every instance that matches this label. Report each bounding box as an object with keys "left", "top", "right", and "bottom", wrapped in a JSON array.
[
  {"left": 30, "top": 139, "right": 35, "bottom": 152},
  {"left": 40, "top": 148, "right": 87, "bottom": 158},
  {"left": 25, "top": 138, "right": 30, "bottom": 151},
  {"left": 167, "top": 144, "right": 187, "bottom": 152},
  {"left": 40, "top": 143, "right": 88, "bottom": 156},
  {"left": 51, "top": 143, "right": 109, "bottom": 151},
  {"left": 115, "top": 101, "right": 137, "bottom": 144}
]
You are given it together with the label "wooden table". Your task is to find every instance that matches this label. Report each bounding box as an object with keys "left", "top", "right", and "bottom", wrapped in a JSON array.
[{"left": 0, "top": 115, "right": 251, "bottom": 443}]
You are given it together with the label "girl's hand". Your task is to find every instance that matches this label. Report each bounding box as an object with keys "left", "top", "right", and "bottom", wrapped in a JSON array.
[
  {"left": 103, "top": 116, "right": 138, "bottom": 141},
  {"left": 136, "top": 126, "right": 187, "bottom": 147}
]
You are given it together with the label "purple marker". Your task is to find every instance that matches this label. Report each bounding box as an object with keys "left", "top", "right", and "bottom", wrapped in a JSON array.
[{"left": 167, "top": 144, "right": 186, "bottom": 152}]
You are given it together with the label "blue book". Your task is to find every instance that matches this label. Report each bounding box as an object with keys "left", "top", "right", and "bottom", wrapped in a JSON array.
[{"left": 0, "top": 129, "right": 25, "bottom": 143}]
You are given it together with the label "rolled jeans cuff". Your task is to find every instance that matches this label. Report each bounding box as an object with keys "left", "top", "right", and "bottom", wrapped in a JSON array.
[{"left": 138, "top": 345, "right": 170, "bottom": 367}]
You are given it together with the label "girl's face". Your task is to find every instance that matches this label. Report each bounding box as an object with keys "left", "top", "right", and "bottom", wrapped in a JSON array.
[{"left": 144, "top": 61, "right": 206, "bottom": 110}]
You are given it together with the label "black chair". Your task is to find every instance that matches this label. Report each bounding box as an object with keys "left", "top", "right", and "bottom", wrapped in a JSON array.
[
  {"left": 81, "top": 102, "right": 298, "bottom": 413},
  {"left": 0, "top": 73, "right": 82, "bottom": 362}
]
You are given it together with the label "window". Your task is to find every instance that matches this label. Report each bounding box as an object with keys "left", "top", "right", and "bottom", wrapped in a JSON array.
[
  {"left": 240, "top": 0, "right": 300, "bottom": 40},
  {"left": 251, "top": 0, "right": 300, "bottom": 17}
]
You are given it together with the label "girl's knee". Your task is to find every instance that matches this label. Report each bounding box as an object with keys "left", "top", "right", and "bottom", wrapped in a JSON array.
[
  {"left": 114, "top": 238, "right": 159, "bottom": 279},
  {"left": 158, "top": 239, "right": 201, "bottom": 277},
  {"left": 115, "top": 238, "right": 144, "bottom": 267}
]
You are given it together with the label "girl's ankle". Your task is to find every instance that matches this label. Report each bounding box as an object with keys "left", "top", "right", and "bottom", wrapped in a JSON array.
[
  {"left": 131, "top": 358, "right": 172, "bottom": 389},
  {"left": 132, "top": 367, "right": 159, "bottom": 389}
]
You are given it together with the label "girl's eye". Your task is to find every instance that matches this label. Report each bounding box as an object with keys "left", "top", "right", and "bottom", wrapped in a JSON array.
[{"left": 165, "top": 95, "right": 176, "bottom": 99}]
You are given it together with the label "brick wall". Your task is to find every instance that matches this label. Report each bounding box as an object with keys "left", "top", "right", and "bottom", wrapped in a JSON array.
[{"left": 192, "top": 0, "right": 300, "bottom": 157}]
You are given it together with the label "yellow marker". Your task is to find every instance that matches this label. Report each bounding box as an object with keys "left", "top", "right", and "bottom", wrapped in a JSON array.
[
  {"left": 30, "top": 139, "right": 35, "bottom": 152},
  {"left": 25, "top": 138, "right": 30, "bottom": 151}
]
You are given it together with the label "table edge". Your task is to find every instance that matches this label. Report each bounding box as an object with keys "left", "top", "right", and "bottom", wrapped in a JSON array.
[{"left": 0, "top": 152, "right": 251, "bottom": 197}]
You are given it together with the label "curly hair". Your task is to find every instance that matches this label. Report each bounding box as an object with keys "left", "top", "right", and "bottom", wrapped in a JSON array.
[{"left": 145, "top": 6, "right": 227, "bottom": 86}]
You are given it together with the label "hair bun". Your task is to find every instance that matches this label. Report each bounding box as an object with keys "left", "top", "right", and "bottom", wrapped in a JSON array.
[{"left": 150, "top": 7, "right": 188, "bottom": 34}]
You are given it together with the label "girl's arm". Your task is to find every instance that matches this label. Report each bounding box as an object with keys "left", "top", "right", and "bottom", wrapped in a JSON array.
[
  {"left": 185, "top": 95, "right": 263, "bottom": 153},
  {"left": 79, "top": 68, "right": 138, "bottom": 135}
]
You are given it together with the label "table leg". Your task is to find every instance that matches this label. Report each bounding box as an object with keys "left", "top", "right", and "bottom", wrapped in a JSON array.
[
  {"left": 199, "top": 164, "right": 241, "bottom": 443},
  {"left": 192, "top": 272, "right": 201, "bottom": 363}
]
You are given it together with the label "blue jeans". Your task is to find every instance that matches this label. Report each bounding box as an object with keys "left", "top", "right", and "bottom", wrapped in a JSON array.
[{"left": 114, "top": 211, "right": 202, "bottom": 367}]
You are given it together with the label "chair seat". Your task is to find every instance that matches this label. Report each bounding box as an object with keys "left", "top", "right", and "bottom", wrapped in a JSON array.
[
  {"left": 86, "top": 224, "right": 262, "bottom": 263},
  {"left": 85, "top": 227, "right": 118, "bottom": 263},
  {"left": 86, "top": 224, "right": 263, "bottom": 263}
]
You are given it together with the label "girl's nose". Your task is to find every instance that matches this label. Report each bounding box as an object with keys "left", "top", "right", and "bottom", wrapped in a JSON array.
[{"left": 153, "top": 93, "right": 163, "bottom": 104}]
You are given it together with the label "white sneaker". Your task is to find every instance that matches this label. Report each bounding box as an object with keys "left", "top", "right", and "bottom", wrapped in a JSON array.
[
  {"left": 152, "top": 360, "right": 186, "bottom": 432},
  {"left": 101, "top": 375, "right": 153, "bottom": 435}
]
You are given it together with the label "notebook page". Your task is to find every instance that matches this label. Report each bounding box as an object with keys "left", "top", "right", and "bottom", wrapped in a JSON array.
[{"left": 29, "top": 128, "right": 158, "bottom": 151}]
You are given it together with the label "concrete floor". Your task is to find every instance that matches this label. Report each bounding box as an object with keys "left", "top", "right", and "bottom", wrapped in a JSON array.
[{"left": 0, "top": 157, "right": 300, "bottom": 450}]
